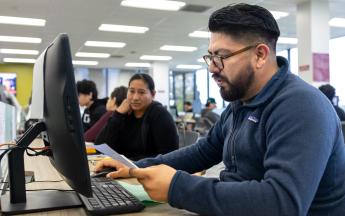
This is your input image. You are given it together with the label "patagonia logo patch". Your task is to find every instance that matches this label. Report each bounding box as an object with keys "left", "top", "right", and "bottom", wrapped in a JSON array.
[{"left": 248, "top": 115, "right": 258, "bottom": 123}]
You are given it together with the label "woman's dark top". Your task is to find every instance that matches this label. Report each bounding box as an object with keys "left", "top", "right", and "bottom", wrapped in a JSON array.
[{"left": 95, "top": 101, "right": 179, "bottom": 160}]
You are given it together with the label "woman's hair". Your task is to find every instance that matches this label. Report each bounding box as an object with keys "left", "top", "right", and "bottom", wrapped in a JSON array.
[
  {"left": 110, "top": 86, "right": 127, "bottom": 106},
  {"left": 128, "top": 73, "right": 155, "bottom": 94}
]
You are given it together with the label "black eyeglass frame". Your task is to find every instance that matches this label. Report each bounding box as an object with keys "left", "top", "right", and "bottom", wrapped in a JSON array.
[{"left": 203, "top": 44, "right": 259, "bottom": 69}]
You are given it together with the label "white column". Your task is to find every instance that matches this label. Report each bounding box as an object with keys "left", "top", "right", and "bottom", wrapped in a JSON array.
[
  {"left": 296, "top": 0, "right": 330, "bottom": 84},
  {"left": 150, "top": 62, "right": 170, "bottom": 107}
]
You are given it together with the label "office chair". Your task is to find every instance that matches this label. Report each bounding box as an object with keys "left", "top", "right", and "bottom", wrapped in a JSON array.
[{"left": 178, "top": 130, "right": 199, "bottom": 148}]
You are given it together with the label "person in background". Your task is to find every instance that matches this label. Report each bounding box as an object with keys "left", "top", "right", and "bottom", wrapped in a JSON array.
[
  {"left": 84, "top": 86, "right": 127, "bottom": 142},
  {"left": 183, "top": 101, "right": 193, "bottom": 112},
  {"left": 77, "top": 79, "right": 107, "bottom": 131},
  {"left": 95, "top": 3, "right": 345, "bottom": 215},
  {"left": 95, "top": 73, "right": 178, "bottom": 160},
  {"left": 201, "top": 97, "right": 220, "bottom": 124},
  {"left": 318, "top": 84, "right": 345, "bottom": 121}
]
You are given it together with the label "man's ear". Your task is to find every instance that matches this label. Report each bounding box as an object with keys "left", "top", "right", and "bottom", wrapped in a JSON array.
[
  {"left": 254, "top": 43, "right": 270, "bottom": 69},
  {"left": 151, "top": 90, "right": 156, "bottom": 98}
]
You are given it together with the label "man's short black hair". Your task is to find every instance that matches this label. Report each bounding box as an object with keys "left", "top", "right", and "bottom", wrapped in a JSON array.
[
  {"left": 319, "top": 84, "right": 336, "bottom": 102},
  {"left": 184, "top": 101, "right": 192, "bottom": 106},
  {"left": 76, "top": 79, "right": 98, "bottom": 101},
  {"left": 110, "top": 86, "right": 127, "bottom": 106},
  {"left": 208, "top": 3, "right": 280, "bottom": 51}
]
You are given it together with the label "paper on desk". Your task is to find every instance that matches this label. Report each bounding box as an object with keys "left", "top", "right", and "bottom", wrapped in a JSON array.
[
  {"left": 117, "top": 181, "right": 161, "bottom": 206},
  {"left": 93, "top": 144, "right": 138, "bottom": 168}
]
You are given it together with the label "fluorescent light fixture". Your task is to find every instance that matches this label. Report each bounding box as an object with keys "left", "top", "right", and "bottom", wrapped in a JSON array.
[
  {"left": 72, "top": 60, "right": 99, "bottom": 66},
  {"left": 85, "top": 41, "right": 126, "bottom": 48},
  {"left": 140, "top": 55, "right": 172, "bottom": 61},
  {"left": 176, "top": 64, "right": 202, "bottom": 69},
  {"left": 160, "top": 45, "right": 197, "bottom": 52},
  {"left": 0, "top": 36, "right": 41, "bottom": 43},
  {"left": 197, "top": 58, "right": 204, "bottom": 63},
  {"left": 3, "top": 58, "right": 36, "bottom": 63},
  {"left": 0, "top": 49, "right": 39, "bottom": 55},
  {"left": 277, "top": 37, "right": 298, "bottom": 44},
  {"left": 270, "top": 11, "right": 289, "bottom": 20},
  {"left": 329, "top": 18, "right": 345, "bottom": 28},
  {"left": 99, "top": 24, "right": 149, "bottom": 33},
  {"left": 188, "top": 31, "right": 210, "bottom": 38},
  {"left": 0, "top": 16, "right": 46, "bottom": 26},
  {"left": 75, "top": 52, "right": 110, "bottom": 58},
  {"left": 121, "top": 0, "right": 186, "bottom": 11},
  {"left": 125, "top": 62, "right": 151, "bottom": 67}
]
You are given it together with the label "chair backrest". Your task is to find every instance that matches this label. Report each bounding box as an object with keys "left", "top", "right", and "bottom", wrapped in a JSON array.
[{"left": 178, "top": 130, "right": 199, "bottom": 148}]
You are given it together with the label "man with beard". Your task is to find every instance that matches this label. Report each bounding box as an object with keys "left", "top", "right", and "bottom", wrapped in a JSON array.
[{"left": 94, "top": 3, "right": 345, "bottom": 215}]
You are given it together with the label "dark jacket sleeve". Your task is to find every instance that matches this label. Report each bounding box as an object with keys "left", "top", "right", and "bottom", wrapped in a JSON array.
[
  {"left": 94, "top": 111, "right": 127, "bottom": 147},
  {"left": 149, "top": 108, "right": 179, "bottom": 154},
  {"left": 84, "top": 111, "right": 113, "bottom": 142}
]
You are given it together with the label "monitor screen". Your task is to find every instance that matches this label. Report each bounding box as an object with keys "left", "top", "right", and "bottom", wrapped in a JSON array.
[
  {"left": 0, "top": 73, "right": 17, "bottom": 95},
  {"left": 1, "top": 34, "right": 92, "bottom": 214}
]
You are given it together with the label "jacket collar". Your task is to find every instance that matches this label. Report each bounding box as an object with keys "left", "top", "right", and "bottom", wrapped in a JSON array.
[{"left": 231, "top": 56, "right": 290, "bottom": 109}]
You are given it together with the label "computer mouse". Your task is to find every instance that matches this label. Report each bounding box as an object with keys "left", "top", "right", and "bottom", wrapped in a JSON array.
[{"left": 91, "top": 167, "right": 117, "bottom": 178}]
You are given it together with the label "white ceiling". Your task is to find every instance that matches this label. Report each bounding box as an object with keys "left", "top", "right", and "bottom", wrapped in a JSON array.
[{"left": 1, "top": 0, "right": 345, "bottom": 70}]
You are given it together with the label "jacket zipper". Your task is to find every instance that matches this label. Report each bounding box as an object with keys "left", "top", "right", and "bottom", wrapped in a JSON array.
[{"left": 228, "top": 111, "right": 240, "bottom": 172}]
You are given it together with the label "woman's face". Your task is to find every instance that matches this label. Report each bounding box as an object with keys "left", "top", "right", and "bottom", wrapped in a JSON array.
[{"left": 127, "top": 79, "right": 154, "bottom": 113}]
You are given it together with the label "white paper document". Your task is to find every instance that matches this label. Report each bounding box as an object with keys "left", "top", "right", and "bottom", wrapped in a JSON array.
[{"left": 93, "top": 144, "right": 138, "bottom": 168}]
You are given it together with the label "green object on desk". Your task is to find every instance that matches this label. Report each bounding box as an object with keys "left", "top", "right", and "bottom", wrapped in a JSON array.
[{"left": 117, "top": 181, "right": 162, "bottom": 206}]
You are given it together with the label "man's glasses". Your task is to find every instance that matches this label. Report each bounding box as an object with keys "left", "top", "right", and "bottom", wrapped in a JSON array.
[{"left": 203, "top": 44, "right": 257, "bottom": 70}]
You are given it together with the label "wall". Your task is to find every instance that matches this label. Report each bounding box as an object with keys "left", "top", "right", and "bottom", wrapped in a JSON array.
[{"left": 0, "top": 63, "right": 33, "bottom": 107}]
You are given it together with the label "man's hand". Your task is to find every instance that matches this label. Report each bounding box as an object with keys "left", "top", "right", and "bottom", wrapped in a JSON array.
[
  {"left": 94, "top": 158, "right": 131, "bottom": 178},
  {"left": 129, "top": 164, "right": 176, "bottom": 202}
]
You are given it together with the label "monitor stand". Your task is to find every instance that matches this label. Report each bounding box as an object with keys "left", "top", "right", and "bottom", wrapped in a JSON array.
[{"left": 0, "top": 122, "right": 82, "bottom": 215}]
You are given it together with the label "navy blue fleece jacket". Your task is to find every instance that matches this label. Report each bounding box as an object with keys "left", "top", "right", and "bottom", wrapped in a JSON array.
[{"left": 136, "top": 57, "right": 345, "bottom": 215}]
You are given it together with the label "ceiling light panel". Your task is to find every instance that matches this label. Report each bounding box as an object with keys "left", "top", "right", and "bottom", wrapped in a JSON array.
[
  {"left": 277, "top": 37, "right": 298, "bottom": 44},
  {"left": 72, "top": 60, "right": 99, "bottom": 66},
  {"left": 99, "top": 24, "right": 149, "bottom": 33},
  {"left": 125, "top": 62, "right": 151, "bottom": 67},
  {"left": 329, "top": 18, "right": 345, "bottom": 28},
  {"left": 0, "top": 16, "right": 46, "bottom": 26},
  {"left": 160, "top": 45, "right": 197, "bottom": 52},
  {"left": 140, "top": 55, "right": 172, "bottom": 61},
  {"left": 270, "top": 11, "right": 289, "bottom": 20},
  {"left": 0, "top": 49, "right": 39, "bottom": 55},
  {"left": 197, "top": 58, "right": 204, "bottom": 63},
  {"left": 0, "top": 36, "right": 42, "bottom": 43},
  {"left": 85, "top": 41, "right": 126, "bottom": 48},
  {"left": 188, "top": 31, "right": 210, "bottom": 38},
  {"left": 121, "top": 0, "right": 186, "bottom": 11},
  {"left": 75, "top": 52, "right": 110, "bottom": 58},
  {"left": 176, "top": 64, "right": 202, "bottom": 69},
  {"left": 3, "top": 58, "right": 36, "bottom": 63}
]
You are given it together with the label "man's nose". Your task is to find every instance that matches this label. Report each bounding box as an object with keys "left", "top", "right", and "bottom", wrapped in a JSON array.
[{"left": 208, "top": 61, "right": 220, "bottom": 74}]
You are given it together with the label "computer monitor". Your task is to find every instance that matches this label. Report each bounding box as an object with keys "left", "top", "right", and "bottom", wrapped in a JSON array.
[{"left": 1, "top": 34, "right": 92, "bottom": 214}]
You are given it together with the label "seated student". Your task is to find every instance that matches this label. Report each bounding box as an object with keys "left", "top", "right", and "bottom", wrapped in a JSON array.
[
  {"left": 201, "top": 97, "right": 220, "bottom": 124},
  {"left": 77, "top": 79, "right": 107, "bottom": 131},
  {"left": 95, "top": 4, "right": 345, "bottom": 215},
  {"left": 84, "top": 86, "right": 127, "bottom": 142},
  {"left": 318, "top": 84, "right": 345, "bottom": 121},
  {"left": 95, "top": 73, "right": 178, "bottom": 160},
  {"left": 183, "top": 101, "right": 193, "bottom": 113}
]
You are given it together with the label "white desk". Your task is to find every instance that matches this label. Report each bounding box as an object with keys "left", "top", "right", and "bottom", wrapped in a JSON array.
[{"left": 1, "top": 139, "right": 196, "bottom": 215}]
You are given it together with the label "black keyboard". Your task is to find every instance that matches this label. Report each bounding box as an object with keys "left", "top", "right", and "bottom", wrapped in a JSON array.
[{"left": 79, "top": 177, "right": 145, "bottom": 215}]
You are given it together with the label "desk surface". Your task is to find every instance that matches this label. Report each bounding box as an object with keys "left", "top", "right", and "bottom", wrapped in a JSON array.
[{"left": 2, "top": 139, "right": 196, "bottom": 216}]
